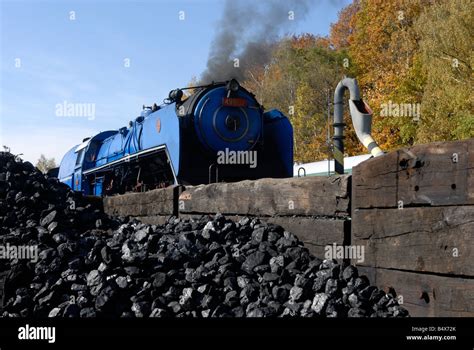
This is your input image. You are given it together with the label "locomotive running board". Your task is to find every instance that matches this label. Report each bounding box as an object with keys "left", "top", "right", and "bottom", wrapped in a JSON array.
[{"left": 82, "top": 145, "right": 178, "bottom": 184}]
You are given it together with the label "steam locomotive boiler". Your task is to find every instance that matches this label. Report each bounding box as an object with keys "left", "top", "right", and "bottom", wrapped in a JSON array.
[{"left": 58, "top": 80, "right": 293, "bottom": 195}]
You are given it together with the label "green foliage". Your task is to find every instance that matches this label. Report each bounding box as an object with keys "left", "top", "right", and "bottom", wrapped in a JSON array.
[
  {"left": 414, "top": 0, "right": 474, "bottom": 143},
  {"left": 242, "top": 35, "right": 357, "bottom": 162}
]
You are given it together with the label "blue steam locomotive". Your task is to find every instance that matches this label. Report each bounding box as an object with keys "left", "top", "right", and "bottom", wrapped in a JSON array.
[{"left": 58, "top": 80, "right": 293, "bottom": 195}]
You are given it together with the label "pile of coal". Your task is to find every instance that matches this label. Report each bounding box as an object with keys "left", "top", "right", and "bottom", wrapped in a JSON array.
[
  {"left": 0, "top": 152, "right": 107, "bottom": 234},
  {"left": 0, "top": 152, "right": 408, "bottom": 318}
]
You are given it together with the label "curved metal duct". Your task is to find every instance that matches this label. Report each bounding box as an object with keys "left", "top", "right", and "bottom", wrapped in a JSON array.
[{"left": 333, "top": 77, "right": 383, "bottom": 174}]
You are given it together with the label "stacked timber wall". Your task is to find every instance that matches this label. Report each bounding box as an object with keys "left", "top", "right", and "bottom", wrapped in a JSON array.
[
  {"left": 178, "top": 176, "right": 351, "bottom": 258},
  {"left": 104, "top": 176, "right": 351, "bottom": 258},
  {"left": 103, "top": 138, "right": 474, "bottom": 317},
  {"left": 352, "top": 139, "right": 474, "bottom": 317},
  {"left": 103, "top": 185, "right": 180, "bottom": 225}
]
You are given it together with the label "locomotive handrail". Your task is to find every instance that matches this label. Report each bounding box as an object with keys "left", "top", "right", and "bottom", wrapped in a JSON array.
[
  {"left": 297, "top": 167, "right": 306, "bottom": 177},
  {"left": 208, "top": 164, "right": 219, "bottom": 184}
]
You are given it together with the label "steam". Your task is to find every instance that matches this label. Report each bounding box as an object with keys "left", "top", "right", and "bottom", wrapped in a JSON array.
[{"left": 200, "top": 0, "right": 311, "bottom": 84}]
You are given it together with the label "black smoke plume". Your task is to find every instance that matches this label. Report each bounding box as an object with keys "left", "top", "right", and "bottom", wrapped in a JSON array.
[{"left": 200, "top": 0, "right": 311, "bottom": 84}]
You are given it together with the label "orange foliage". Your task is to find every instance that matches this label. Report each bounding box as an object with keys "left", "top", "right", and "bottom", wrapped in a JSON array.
[{"left": 329, "top": 0, "right": 360, "bottom": 50}]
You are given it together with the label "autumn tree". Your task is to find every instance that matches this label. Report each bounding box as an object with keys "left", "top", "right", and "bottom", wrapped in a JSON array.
[
  {"left": 346, "top": 0, "right": 473, "bottom": 147},
  {"left": 413, "top": 0, "right": 474, "bottom": 143},
  {"left": 192, "top": 0, "right": 472, "bottom": 165},
  {"left": 241, "top": 34, "right": 364, "bottom": 163},
  {"left": 183, "top": 76, "right": 200, "bottom": 98},
  {"left": 347, "top": 0, "right": 431, "bottom": 151},
  {"left": 36, "top": 154, "right": 57, "bottom": 174},
  {"left": 329, "top": 0, "right": 360, "bottom": 50}
]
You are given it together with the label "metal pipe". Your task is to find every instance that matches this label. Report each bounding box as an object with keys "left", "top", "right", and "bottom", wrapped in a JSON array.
[{"left": 333, "top": 77, "right": 383, "bottom": 174}]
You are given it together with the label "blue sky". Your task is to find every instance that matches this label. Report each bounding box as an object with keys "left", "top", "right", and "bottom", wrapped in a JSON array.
[{"left": 0, "top": 0, "right": 350, "bottom": 164}]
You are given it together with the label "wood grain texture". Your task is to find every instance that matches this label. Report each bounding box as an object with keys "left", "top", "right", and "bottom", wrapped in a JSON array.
[
  {"left": 352, "top": 206, "right": 474, "bottom": 276},
  {"left": 358, "top": 266, "right": 474, "bottom": 317},
  {"left": 103, "top": 185, "right": 182, "bottom": 217},
  {"left": 179, "top": 176, "right": 351, "bottom": 217},
  {"left": 266, "top": 216, "right": 347, "bottom": 257},
  {"left": 353, "top": 138, "right": 474, "bottom": 209}
]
